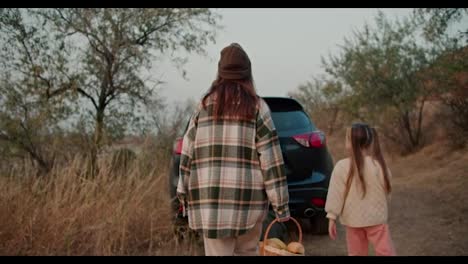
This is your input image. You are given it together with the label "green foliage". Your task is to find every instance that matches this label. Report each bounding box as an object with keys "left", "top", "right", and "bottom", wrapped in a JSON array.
[
  {"left": 0, "top": 8, "right": 220, "bottom": 172},
  {"left": 414, "top": 8, "right": 468, "bottom": 43},
  {"left": 288, "top": 78, "right": 346, "bottom": 135},
  {"left": 321, "top": 12, "right": 445, "bottom": 152}
]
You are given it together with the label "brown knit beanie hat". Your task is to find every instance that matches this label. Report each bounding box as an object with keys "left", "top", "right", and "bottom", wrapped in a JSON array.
[{"left": 218, "top": 43, "right": 252, "bottom": 80}]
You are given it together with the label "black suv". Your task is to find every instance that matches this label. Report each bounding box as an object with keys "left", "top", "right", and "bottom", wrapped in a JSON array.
[{"left": 169, "top": 97, "right": 334, "bottom": 236}]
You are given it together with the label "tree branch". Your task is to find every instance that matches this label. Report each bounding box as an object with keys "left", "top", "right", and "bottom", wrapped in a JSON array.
[
  {"left": 133, "top": 12, "right": 178, "bottom": 46},
  {"left": 104, "top": 91, "right": 116, "bottom": 107},
  {"left": 54, "top": 9, "right": 109, "bottom": 57},
  {"left": 77, "top": 88, "right": 98, "bottom": 110}
]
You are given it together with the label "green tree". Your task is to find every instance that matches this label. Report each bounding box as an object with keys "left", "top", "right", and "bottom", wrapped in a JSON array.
[
  {"left": 414, "top": 8, "right": 468, "bottom": 42},
  {"left": 289, "top": 77, "right": 346, "bottom": 135},
  {"left": 0, "top": 8, "right": 220, "bottom": 173},
  {"left": 323, "top": 12, "right": 443, "bottom": 152},
  {"left": 0, "top": 9, "right": 74, "bottom": 173},
  {"left": 415, "top": 8, "right": 468, "bottom": 148},
  {"left": 39, "top": 8, "right": 220, "bottom": 149},
  {"left": 424, "top": 46, "right": 468, "bottom": 148}
]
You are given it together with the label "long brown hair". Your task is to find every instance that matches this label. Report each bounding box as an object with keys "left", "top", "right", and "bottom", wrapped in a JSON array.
[
  {"left": 344, "top": 124, "right": 372, "bottom": 200},
  {"left": 344, "top": 124, "right": 391, "bottom": 201},
  {"left": 201, "top": 75, "right": 259, "bottom": 121},
  {"left": 371, "top": 127, "right": 392, "bottom": 194}
]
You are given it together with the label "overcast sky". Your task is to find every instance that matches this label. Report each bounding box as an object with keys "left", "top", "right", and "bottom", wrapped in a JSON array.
[{"left": 155, "top": 8, "right": 414, "bottom": 104}]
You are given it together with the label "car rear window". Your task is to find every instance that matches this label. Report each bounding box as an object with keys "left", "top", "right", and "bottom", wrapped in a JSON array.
[{"left": 271, "top": 111, "right": 316, "bottom": 136}]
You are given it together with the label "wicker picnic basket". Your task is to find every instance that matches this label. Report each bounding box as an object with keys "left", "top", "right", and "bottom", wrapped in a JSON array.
[{"left": 259, "top": 217, "right": 304, "bottom": 256}]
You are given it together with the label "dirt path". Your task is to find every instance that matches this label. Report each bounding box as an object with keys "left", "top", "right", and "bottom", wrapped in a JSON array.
[{"left": 303, "top": 145, "right": 468, "bottom": 256}]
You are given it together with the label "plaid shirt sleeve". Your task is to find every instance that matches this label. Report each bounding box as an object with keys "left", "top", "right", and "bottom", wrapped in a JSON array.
[
  {"left": 255, "top": 99, "right": 290, "bottom": 220},
  {"left": 176, "top": 110, "right": 199, "bottom": 204}
]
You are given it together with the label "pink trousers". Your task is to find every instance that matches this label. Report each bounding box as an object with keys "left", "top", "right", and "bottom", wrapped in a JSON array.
[{"left": 346, "top": 224, "right": 396, "bottom": 256}]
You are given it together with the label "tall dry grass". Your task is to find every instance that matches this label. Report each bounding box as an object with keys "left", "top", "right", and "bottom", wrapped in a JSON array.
[{"left": 0, "top": 137, "right": 202, "bottom": 255}]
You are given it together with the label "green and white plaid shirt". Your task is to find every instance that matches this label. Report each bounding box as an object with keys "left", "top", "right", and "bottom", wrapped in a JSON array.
[{"left": 177, "top": 96, "right": 290, "bottom": 239}]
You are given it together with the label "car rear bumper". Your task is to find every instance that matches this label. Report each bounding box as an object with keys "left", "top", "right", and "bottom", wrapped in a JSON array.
[{"left": 287, "top": 187, "right": 328, "bottom": 218}]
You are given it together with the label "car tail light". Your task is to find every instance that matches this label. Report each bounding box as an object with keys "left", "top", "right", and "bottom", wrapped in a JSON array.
[
  {"left": 292, "top": 131, "right": 326, "bottom": 148},
  {"left": 173, "top": 138, "right": 183, "bottom": 155},
  {"left": 311, "top": 198, "right": 325, "bottom": 207}
]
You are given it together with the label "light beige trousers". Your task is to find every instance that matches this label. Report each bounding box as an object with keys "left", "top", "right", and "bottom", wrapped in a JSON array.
[{"left": 203, "top": 219, "right": 264, "bottom": 256}]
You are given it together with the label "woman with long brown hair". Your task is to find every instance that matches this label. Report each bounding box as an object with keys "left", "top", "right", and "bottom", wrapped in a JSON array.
[
  {"left": 325, "top": 123, "right": 395, "bottom": 256},
  {"left": 176, "top": 43, "right": 290, "bottom": 256}
]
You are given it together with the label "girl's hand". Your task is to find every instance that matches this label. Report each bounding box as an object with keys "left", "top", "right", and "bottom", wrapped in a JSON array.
[{"left": 328, "top": 219, "right": 337, "bottom": 240}]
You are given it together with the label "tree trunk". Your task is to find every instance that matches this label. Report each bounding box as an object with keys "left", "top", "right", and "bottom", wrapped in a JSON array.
[
  {"left": 25, "top": 147, "right": 51, "bottom": 175},
  {"left": 94, "top": 110, "right": 105, "bottom": 149},
  {"left": 400, "top": 111, "right": 417, "bottom": 152},
  {"left": 400, "top": 101, "right": 425, "bottom": 153},
  {"left": 415, "top": 98, "right": 426, "bottom": 148},
  {"left": 89, "top": 109, "right": 105, "bottom": 177}
]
